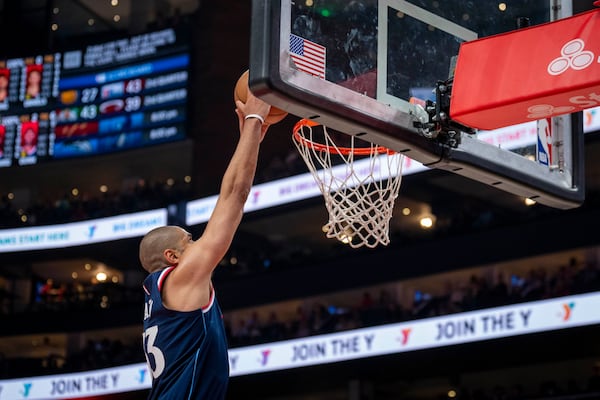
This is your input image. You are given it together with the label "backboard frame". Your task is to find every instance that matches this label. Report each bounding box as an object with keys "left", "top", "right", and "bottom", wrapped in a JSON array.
[{"left": 248, "top": 0, "right": 585, "bottom": 209}]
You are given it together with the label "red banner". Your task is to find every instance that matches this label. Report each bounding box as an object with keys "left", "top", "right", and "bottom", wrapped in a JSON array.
[{"left": 450, "top": 8, "right": 600, "bottom": 130}]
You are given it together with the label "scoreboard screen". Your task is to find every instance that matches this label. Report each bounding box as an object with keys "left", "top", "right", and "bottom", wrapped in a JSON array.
[{"left": 0, "top": 27, "right": 189, "bottom": 168}]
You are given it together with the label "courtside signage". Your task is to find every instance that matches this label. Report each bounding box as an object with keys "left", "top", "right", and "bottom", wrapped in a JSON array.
[{"left": 2, "top": 292, "right": 597, "bottom": 399}]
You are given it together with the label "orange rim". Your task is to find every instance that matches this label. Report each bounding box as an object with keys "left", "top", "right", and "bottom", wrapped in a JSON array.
[{"left": 292, "top": 119, "right": 395, "bottom": 156}]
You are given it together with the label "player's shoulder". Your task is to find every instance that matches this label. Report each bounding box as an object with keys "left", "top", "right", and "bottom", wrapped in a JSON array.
[{"left": 144, "top": 266, "right": 175, "bottom": 290}]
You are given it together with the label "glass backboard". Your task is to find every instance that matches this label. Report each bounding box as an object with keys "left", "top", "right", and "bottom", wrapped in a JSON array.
[{"left": 248, "top": 0, "right": 586, "bottom": 209}]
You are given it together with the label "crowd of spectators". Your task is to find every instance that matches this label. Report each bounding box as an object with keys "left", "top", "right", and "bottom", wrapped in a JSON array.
[
  {"left": 0, "top": 336, "right": 143, "bottom": 380},
  {"left": 0, "top": 177, "right": 193, "bottom": 229},
  {"left": 449, "top": 370, "right": 600, "bottom": 400},
  {"left": 24, "top": 278, "right": 143, "bottom": 314}
]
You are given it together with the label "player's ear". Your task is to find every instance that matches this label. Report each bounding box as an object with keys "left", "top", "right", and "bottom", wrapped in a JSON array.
[{"left": 163, "top": 248, "right": 179, "bottom": 264}]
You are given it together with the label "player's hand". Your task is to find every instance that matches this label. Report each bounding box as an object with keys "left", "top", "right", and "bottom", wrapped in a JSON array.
[
  {"left": 235, "top": 94, "right": 271, "bottom": 142},
  {"left": 235, "top": 106, "right": 269, "bottom": 142}
]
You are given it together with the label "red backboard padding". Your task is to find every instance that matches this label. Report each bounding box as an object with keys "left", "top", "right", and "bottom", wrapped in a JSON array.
[{"left": 450, "top": 8, "right": 600, "bottom": 130}]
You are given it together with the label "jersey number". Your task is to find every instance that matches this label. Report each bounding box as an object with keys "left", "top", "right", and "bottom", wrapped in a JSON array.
[{"left": 143, "top": 325, "right": 165, "bottom": 379}]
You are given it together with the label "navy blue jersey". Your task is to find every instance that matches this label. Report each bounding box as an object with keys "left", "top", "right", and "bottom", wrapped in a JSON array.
[{"left": 142, "top": 267, "right": 229, "bottom": 400}]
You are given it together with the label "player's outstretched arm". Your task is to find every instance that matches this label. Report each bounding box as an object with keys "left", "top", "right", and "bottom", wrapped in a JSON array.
[{"left": 166, "top": 91, "right": 271, "bottom": 310}]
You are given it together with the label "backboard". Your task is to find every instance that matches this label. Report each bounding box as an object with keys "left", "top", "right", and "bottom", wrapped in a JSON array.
[{"left": 248, "top": 0, "right": 587, "bottom": 209}]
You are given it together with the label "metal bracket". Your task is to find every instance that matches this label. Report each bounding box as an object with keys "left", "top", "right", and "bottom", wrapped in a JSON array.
[{"left": 413, "top": 80, "right": 475, "bottom": 147}]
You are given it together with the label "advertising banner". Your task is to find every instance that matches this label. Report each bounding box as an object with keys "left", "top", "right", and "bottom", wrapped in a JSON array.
[{"left": 451, "top": 9, "right": 600, "bottom": 130}]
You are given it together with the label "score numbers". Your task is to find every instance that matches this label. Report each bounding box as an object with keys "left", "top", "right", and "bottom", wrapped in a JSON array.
[{"left": 76, "top": 78, "right": 145, "bottom": 120}]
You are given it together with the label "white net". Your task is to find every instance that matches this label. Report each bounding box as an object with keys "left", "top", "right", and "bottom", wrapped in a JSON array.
[{"left": 292, "top": 119, "right": 405, "bottom": 248}]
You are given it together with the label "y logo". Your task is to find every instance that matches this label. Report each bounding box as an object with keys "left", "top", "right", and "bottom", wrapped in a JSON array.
[
  {"left": 548, "top": 39, "right": 595, "bottom": 75},
  {"left": 585, "top": 108, "right": 597, "bottom": 128},
  {"left": 258, "top": 349, "right": 271, "bottom": 366},
  {"left": 86, "top": 225, "right": 97, "bottom": 239},
  {"left": 559, "top": 302, "right": 575, "bottom": 321},
  {"left": 21, "top": 383, "right": 32, "bottom": 398},
  {"left": 397, "top": 328, "right": 412, "bottom": 346},
  {"left": 250, "top": 190, "right": 261, "bottom": 205},
  {"left": 137, "top": 368, "right": 147, "bottom": 383}
]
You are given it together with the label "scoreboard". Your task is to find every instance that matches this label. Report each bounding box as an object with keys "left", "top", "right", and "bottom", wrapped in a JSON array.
[{"left": 0, "top": 28, "right": 190, "bottom": 168}]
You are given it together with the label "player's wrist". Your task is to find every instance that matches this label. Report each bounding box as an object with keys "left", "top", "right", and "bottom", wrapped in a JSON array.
[{"left": 244, "top": 114, "right": 265, "bottom": 125}]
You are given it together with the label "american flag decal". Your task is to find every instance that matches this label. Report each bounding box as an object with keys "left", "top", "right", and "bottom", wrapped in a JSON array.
[{"left": 289, "top": 34, "right": 326, "bottom": 79}]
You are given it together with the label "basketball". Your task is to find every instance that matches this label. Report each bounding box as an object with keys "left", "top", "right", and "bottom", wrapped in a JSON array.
[{"left": 234, "top": 69, "right": 288, "bottom": 125}]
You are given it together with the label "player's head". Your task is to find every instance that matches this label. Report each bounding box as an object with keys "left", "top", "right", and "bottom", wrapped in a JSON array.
[
  {"left": 28, "top": 68, "right": 41, "bottom": 83},
  {"left": 24, "top": 126, "right": 36, "bottom": 139},
  {"left": 26, "top": 67, "right": 42, "bottom": 98},
  {"left": 0, "top": 73, "right": 8, "bottom": 101},
  {"left": 139, "top": 225, "right": 193, "bottom": 273}
]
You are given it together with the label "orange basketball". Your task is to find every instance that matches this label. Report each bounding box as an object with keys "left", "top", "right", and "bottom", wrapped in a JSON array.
[{"left": 234, "top": 69, "right": 288, "bottom": 125}]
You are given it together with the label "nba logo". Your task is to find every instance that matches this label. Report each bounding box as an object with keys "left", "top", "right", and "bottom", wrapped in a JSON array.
[{"left": 537, "top": 118, "right": 552, "bottom": 166}]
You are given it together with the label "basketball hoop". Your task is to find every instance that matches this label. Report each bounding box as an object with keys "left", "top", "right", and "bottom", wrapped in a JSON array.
[{"left": 292, "top": 119, "right": 405, "bottom": 249}]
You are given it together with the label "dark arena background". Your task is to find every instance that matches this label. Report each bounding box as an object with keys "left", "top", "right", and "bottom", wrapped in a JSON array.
[{"left": 0, "top": 1, "right": 599, "bottom": 399}]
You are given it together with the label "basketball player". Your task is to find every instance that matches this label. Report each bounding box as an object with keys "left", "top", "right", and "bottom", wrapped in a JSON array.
[
  {"left": 139, "top": 90, "right": 271, "bottom": 399},
  {"left": 25, "top": 67, "right": 42, "bottom": 99},
  {"left": 0, "top": 71, "right": 9, "bottom": 103}
]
